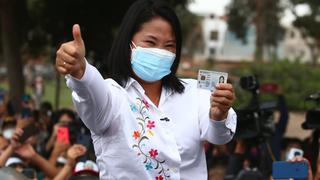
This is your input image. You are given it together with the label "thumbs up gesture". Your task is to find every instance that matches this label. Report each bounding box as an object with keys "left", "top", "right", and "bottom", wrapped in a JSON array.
[{"left": 56, "top": 24, "right": 86, "bottom": 79}]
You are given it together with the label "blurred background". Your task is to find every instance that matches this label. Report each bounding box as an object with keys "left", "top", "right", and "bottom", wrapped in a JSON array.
[{"left": 0, "top": 0, "right": 320, "bottom": 179}]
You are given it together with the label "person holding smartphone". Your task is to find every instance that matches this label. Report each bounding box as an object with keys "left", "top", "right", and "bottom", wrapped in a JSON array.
[{"left": 45, "top": 108, "right": 76, "bottom": 153}]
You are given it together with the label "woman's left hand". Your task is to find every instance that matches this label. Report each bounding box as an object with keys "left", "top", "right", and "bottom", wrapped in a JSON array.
[{"left": 210, "top": 83, "right": 235, "bottom": 120}]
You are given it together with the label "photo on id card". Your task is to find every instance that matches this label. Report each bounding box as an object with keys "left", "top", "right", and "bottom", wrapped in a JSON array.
[{"left": 197, "top": 70, "right": 228, "bottom": 91}]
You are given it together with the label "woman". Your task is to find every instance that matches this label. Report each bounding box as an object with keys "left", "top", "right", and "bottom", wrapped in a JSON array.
[{"left": 55, "top": 0, "right": 237, "bottom": 179}]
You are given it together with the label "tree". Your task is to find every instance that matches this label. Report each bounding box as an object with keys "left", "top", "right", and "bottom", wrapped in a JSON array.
[
  {"left": 1, "top": 0, "right": 190, "bottom": 110},
  {"left": 175, "top": 4, "right": 202, "bottom": 56},
  {"left": 227, "top": 0, "right": 284, "bottom": 61},
  {"left": 0, "top": 0, "right": 28, "bottom": 112},
  {"left": 290, "top": 0, "right": 320, "bottom": 65},
  {"left": 26, "top": 0, "right": 188, "bottom": 108}
]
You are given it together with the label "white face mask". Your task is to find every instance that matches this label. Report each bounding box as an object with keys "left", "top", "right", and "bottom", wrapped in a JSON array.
[{"left": 3, "top": 128, "right": 14, "bottom": 139}]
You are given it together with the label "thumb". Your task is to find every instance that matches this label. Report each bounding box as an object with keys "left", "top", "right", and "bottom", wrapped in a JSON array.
[{"left": 72, "top": 24, "right": 83, "bottom": 46}]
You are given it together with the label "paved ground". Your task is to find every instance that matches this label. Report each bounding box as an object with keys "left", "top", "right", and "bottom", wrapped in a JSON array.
[{"left": 274, "top": 111, "right": 313, "bottom": 140}]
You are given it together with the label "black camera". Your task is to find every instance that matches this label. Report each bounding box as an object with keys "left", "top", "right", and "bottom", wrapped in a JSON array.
[
  {"left": 302, "top": 92, "right": 320, "bottom": 129},
  {"left": 240, "top": 75, "right": 259, "bottom": 92},
  {"left": 235, "top": 75, "right": 276, "bottom": 141}
]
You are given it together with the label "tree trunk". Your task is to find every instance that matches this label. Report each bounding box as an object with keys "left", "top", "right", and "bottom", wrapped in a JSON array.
[
  {"left": 306, "top": 41, "right": 319, "bottom": 66},
  {"left": 314, "top": 40, "right": 320, "bottom": 66},
  {"left": 254, "top": 0, "right": 264, "bottom": 62},
  {"left": 1, "top": 0, "right": 25, "bottom": 113},
  {"left": 311, "top": 46, "right": 319, "bottom": 66},
  {"left": 55, "top": 71, "right": 61, "bottom": 110}
]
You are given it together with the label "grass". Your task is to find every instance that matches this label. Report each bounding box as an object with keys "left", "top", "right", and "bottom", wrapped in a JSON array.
[
  {"left": 40, "top": 78, "right": 74, "bottom": 109},
  {"left": 0, "top": 76, "right": 74, "bottom": 110}
]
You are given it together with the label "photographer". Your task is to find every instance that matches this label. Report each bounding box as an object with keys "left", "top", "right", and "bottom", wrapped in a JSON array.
[
  {"left": 226, "top": 76, "right": 291, "bottom": 179},
  {"left": 45, "top": 108, "right": 76, "bottom": 153}
]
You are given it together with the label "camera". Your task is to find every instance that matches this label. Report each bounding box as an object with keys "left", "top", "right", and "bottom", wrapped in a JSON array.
[
  {"left": 302, "top": 92, "right": 320, "bottom": 129},
  {"left": 235, "top": 75, "right": 276, "bottom": 142},
  {"left": 240, "top": 75, "right": 259, "bottom": 92}
]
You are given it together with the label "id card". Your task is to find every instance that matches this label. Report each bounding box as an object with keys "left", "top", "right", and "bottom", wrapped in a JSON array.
[{"left": 197, "top": 70, "right": 228, "bottom": 91}]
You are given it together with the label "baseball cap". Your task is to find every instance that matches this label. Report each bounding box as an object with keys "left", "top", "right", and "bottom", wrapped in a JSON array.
[
  {"left": 73, "top": 160, "right": 99, "bottom": 177},
  {"left": 5, "top": 157, "right": 24, "bottom": 167}
]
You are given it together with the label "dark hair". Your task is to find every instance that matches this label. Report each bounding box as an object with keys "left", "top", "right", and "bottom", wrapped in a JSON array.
[
  {"left": 106, "top": 0, "right": 185, "bottom": 94},
  {"left": 56, "top": 108, "right": 76, "bottom": 122}
]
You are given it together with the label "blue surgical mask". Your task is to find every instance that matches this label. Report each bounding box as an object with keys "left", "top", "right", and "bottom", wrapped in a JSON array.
[{"left": 130, "top": 42, "right": 176, "bottom": 82}]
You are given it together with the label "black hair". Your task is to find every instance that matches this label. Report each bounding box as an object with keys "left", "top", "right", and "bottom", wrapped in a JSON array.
[
  {"left": 56, "top": 108, "right": 76, "bottom": 122},
  {"left": 106, "top": 0, "right": 185, "bottom": 94},
  {"left": 40, "top": 101, "right": 53, "bottom": 112}
]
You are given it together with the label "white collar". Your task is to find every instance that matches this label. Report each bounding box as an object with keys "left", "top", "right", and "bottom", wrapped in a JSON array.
[{"left": 124, "top": 77, "right": 174, "bottom": 106}]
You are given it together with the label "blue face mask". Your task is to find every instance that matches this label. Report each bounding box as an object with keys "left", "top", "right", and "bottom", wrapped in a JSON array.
[{"left": 130, "top": 42, "right": 176, "bottom": 82}]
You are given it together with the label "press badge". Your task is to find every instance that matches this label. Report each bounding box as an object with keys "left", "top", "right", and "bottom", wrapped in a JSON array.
[{"left": 197, "top": 70, "right": 228, "bottom": 91}]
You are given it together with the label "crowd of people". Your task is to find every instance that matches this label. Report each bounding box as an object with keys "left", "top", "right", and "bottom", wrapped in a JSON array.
[
  {"left": 0, "top": 91, "right": 99, "bottom": 180},
  {"left": 205, "top": 89, "right": 318, "bottom": 180},
  {"left": 0, "top": 88, "right": 317, "bottom": 180}
]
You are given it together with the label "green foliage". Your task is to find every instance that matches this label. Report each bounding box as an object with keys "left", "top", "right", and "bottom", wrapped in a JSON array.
[
  {"left": 227, "top": 0, "right": 284, "bottom": 45},
  {"left": 227, "top": 0, "right": 284, "bottom": 61},
  {"left": 290, "top": 0, "right": 320, "bottom": 64},
  {"left": 227, "top": 0, "right": 255, "bottom": 44},
  {"left": 232, "top": 60, "right": 320, "bottom": 110},
  {"left": 290, "top": 0, "right": 320, "bottom": 40},
  {"left": 175, "top": 4, "right": 201, "bottom": 47},
  {"left": 22, "top": 0, "right": 190, "bottom": 65},
  {"left": 0, "top": 79, "right": 73, "bottom": 109}
]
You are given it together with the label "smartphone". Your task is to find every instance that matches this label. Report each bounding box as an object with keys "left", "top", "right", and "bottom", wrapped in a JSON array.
[
  {"left": 272, "top": 161, "right": 308, "bottom": 179},
  {"left": 260, "top": 83, "right": 279, "bottom": 93},
  {"left": 57, "top": 126, "right": 70, "bottom": 144},
  {"left": 19, "top": 123, "right": 39, "bottom": 143}
]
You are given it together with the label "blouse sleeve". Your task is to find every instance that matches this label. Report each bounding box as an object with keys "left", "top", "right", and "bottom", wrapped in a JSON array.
[
  {"left": 198, "top": 88, "right": 237, "bottom": 144},
  {"left": 65, "top": 60, "right": 125, "bottom": 134}
]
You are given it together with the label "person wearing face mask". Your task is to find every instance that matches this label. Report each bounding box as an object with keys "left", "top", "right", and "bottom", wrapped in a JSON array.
[
  {"left": 1, "top": 119, "right": 16, "bottom": 141},
  {"left": 0, "top": 128, "right": 23, "bottom": 167},
  {"left": 55, "top": 0, "right": 237, "bottom": 179}
]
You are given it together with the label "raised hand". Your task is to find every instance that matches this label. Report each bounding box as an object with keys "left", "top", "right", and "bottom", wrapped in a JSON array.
[
  {"left": 67, "top": 144, "right": 87, "bottom": 160},
  {"left": 10, "top": 128, "right": 23, "bottom": 149},
  {"left": 210, "top": 83, "right": 236, "bottom": 120},
  {"left": 56, "top": 24, "right": 86, "bottom": 79},
  {"left": 288, "top": 156, "right": 313, "bottom": 180},
  {"left": 15, "top": 143, "right": 36, "bottom": 160}
]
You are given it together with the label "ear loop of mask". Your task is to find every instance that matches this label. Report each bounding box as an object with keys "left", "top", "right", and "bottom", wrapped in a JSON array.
[{"left": 130, "top": 41, "right": 137, "bottom": 50}]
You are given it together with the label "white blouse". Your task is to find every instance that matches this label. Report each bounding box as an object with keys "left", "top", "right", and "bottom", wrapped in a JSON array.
[{"left": 65, "top": 61, "right": 237, "bottom": 180}]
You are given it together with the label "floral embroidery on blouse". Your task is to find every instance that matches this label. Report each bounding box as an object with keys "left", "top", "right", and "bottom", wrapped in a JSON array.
[
  {"left": 156, "top": 175, "right": 164, "bottom": 180},
  {"left": 147, "top": 120, "right": 155, "bottom": 129},
  {"left": 130, "top": 97, "right": 170, "bottom": 179},
  {"left": 132, "top": 131, "right": 140, "bottom": 140}
]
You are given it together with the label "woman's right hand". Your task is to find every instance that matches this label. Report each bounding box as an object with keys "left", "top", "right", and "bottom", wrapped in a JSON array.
[{"left": 56, "top": 24, "right": 86, "bottom": 79}]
